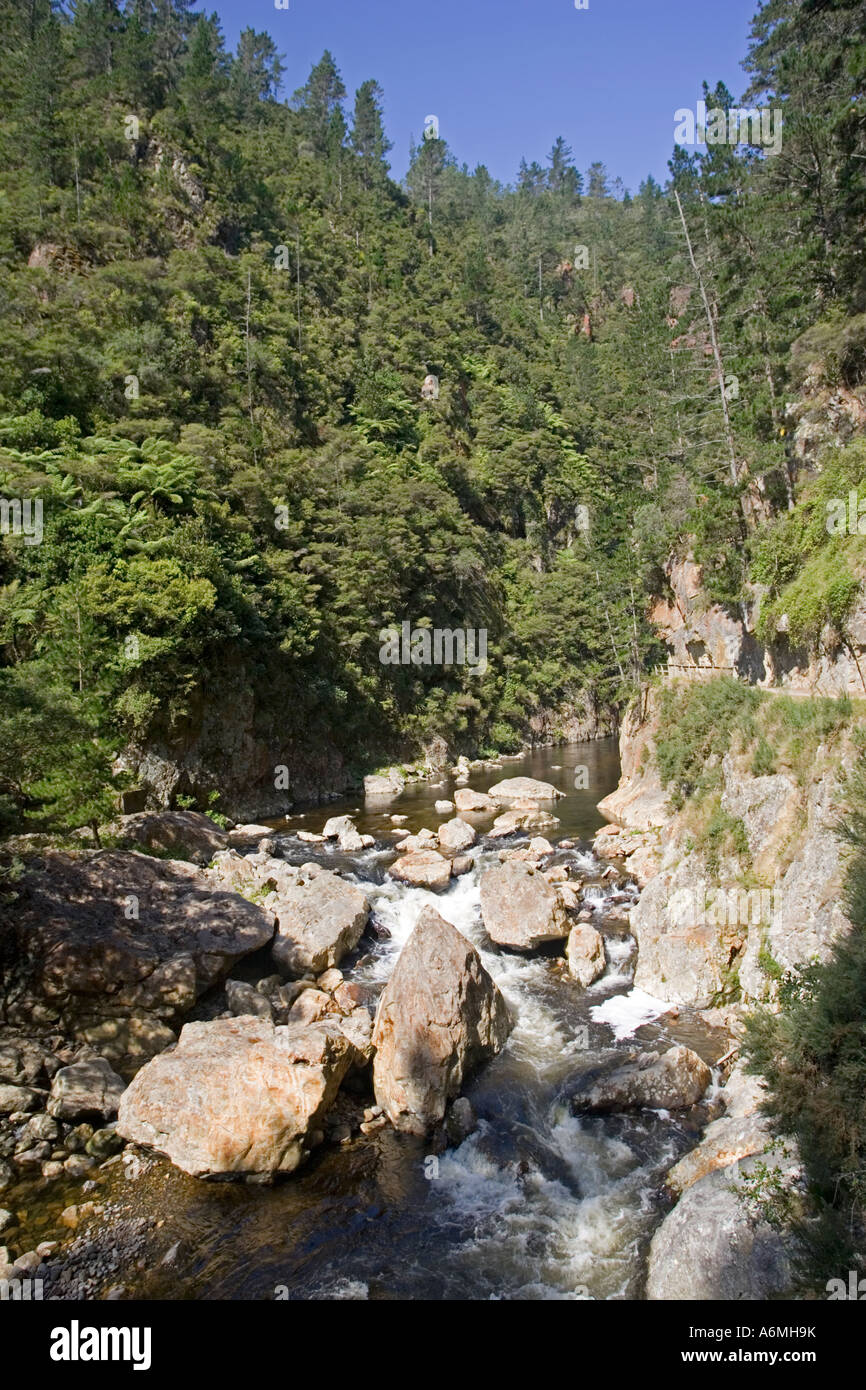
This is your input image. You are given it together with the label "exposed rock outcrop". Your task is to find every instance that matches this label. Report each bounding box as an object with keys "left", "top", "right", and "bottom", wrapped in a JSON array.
[
  {"left": 649, "top": 556, "right": 766, "bottom": 685},
  {"left": 102, "top": 810, "right": 228, "bottom": 863},
  {"left": 597, "top": 688, "right": 669, "bottom": 830},
  {"left": 646, "top": 1140, "right": 801, "bottom": 1300},
  {"left": 116, "top": 683, "right": 351, "bottom": 822},
  {"left": 649, "top": 550, "right": 866, "bottom": 699},
  {"left": 666, "top": 1064, "right": 771, "bottom": 1194},
  {"left": 372, "top": 907, "right": 511, "bottom": 1134},
  {"left": 598, "top": 683, "right": 853, "bottom": 1008},
  {"left": 0, "top": 851, "right": 275, "bottom": 1074}
]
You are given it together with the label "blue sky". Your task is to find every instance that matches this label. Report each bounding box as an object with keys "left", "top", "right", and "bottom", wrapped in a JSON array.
[{"left": 211, "top": 0, "right": 761, "bottom": 192}]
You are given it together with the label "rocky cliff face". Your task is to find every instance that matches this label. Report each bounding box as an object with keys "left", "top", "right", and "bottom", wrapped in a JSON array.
[
  {"left": 598, "top": 684, "right": 852, "bottom": 1010},
  {"left": 653, "top": 555, "right": 866, "bottom": 698},
  {"left": 116, "top": 677, "right": 350, "bottom": 822}
]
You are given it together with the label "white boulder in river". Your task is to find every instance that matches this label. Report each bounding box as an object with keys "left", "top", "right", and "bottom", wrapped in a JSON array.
[
  {"left": 372, "top": 907, "right": 512, "bottom": 1133},
  {"left": 487, "top": 777, "right": 564, "bottom": 805},
  {"left": 479, "top": 860, "right": 569, "bottom": 949},
  {"left": 436, "top": 817, "right": 476, "bottom": 853},
  {"left": 387, "top": 848, "right": 453, "bottom": 890},
  {"left": 117, "top": 1015, "right": 359, "bottom": 1178},
  {"left": 453, "top": 788, "right": 495, "bottom": 813},
  {"left": 320, "top": 815, "right": 374, "bottom": 851},
  {"left": 566, "top": 922, "right": 606, "bottom": 987}
]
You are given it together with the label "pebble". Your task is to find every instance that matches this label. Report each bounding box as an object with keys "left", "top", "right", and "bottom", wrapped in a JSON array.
[
  {"left": 60, "top": 1200, "right": 102, "bottom": 1230},
  {"left": 85, "top": 1127, "right": 122, "bottom": 1160},
  {"left": 64, "top": 1154, "right": 95, "bottom": 1178},
  {"left": 15, "top": 1143, "right": 51, "bottom": 1166},
  {"left": 360, "top": 1116, "right": 387, "bottom": 1135},
  {"left": 13, "top": 1250, "right": 42, "bottom": 1275},
  {"left": 65, "top": 1123, "right": 94, "bottom": 1153}
]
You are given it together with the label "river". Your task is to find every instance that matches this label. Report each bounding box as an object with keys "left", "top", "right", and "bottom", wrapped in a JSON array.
[{"left": 28, "top": 738, "right": 727, "bottom": 1301}]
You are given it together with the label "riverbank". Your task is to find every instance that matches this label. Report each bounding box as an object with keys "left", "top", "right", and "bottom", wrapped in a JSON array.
[{"left": 1, "top": 739, "right": 745, "bottom": 1300}]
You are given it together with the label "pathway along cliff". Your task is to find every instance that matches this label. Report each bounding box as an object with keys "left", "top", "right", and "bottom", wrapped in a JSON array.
[{"left": 1, "top": 740, "right": 738, "bottom": 1302}]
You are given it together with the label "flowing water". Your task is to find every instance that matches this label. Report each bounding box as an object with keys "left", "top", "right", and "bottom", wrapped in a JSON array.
[{"left": 22, "top": 740, "right": 728, "bottom": 1301}]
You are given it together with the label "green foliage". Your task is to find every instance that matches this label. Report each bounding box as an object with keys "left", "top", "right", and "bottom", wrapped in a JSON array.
[
  {"left": 752, "top": 440, "right": 866, "bottom": 648},
  {"left": 654, "top": 678, "right": 761, "bottom": 808},
  {"left": 731, "top": 1144, "right": 800, "bottom": 1230},
  {"left": 655, "top": 678, "right": 854, "bottom": 816},
  {"left": 751, "top": 735, "right": 777, "bottom": 777},
  {"left": 702, "top": 802, "right": 749, "bottom": 874},
  {"left": 0, "top": 0, "right": 862, "bottom": 834}
]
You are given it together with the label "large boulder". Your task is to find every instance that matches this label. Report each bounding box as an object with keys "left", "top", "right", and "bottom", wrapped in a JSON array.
[
  {"left": 488, "top": 809, "right": 559, "bottom": 838},
  {"left": 646, "top": 1154, "right": 799, "bottom": 1300},
  {"left": 117, "top": 1015, "right": 357, "bottom": 1178},
  {"left": 487, "top": 777, "right": 564, "bottom": 806},
  {"left": 566, "top": 923, "right": 606, "bottom": 987},
  {"left": 437, "top": 818, "right": 476, "bottom": 854},
  {"left": 364, "top": 768, "right": 405, "bottom": 799},
  {"left": 596, "top": 689, "right": 669, "bottom": 831},
  {"left": 372, "top": 907, "right": 512, "bottom": 1133},
  {"left": 48, "top": 1058, "right": 126, "bottom": 1121},
  {"left": 208, "top": 851, "right": 368, "bottom": 978},
  {"left": 0, "top": 851, "right": 275, "bottom": 1074},
  {"left": 572, "top": 1045, "right": 711, "bottom": 1113},
  {"left": 480, "top": 860, "right": 569, "bottom": 949},
  {"left": 321, "top": 816, "right": 370, "bottom": 852},
  {"left": 270, "top": 866, "right": 368, "bottom": 977},
  {"left": 102, "top": 811, "right": 228, "bottom": 864},
  {"left": 387, "top": 849, "right": 453, "bottom": 891},
  {"left": 453, "top": 788, "right": 496, "bottom": 813}
]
